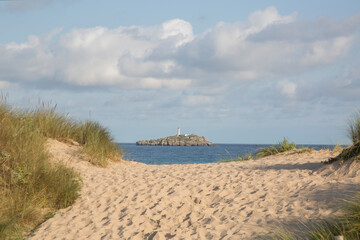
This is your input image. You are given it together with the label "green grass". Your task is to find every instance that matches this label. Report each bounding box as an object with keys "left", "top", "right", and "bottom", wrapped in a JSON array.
[
  {"left": 332, "top": 143, "right": 344, "bottom": 153},
  {"left": 269, "top": 111, "right": 360, "bottom": 240},
  {"left": 348, "top": 110, "right": 360, "bottom": 145},
  {"left": 219, "top": 153, "right": 253, "bottom": 162},
  {"left": 30, "top": 102, "right": 122, "bottom": 167},
  {"left": 326, "top": 110, "right": 360, "bottom": 164},
  {"left": 294, "top": 147, "right": 313, "bottom": 154},
  {"left": 326, "top": 143, "right": 360, "bottom": 164},
  {"left": 269, "top": 194, "right": 360, "bottom": 239},
  {"left": 0, "top": 98, "right": 123, "bottom": 239},
  {"left": 220, "top": 139, "right": 312, "bottom": 163},
  {"left": 325, "top": 111, "right": 360, "bottom": 164},
  {"left": 255, "top": 138, "right": 298, "bottom": 158}
]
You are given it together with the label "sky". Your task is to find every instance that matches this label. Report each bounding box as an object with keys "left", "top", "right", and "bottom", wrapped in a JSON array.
[{"left": 1, "top": 0, "right": 360, "bottom": 144}]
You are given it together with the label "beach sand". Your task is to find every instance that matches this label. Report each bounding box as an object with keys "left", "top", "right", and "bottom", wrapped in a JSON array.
[{"left": 28, "top": 140, "right": 360, "bottom": 240}]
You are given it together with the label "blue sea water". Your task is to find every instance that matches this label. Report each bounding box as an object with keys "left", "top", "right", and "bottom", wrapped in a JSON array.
[{"left": 119, "top": 143, "right": 335, "bottom": 165}]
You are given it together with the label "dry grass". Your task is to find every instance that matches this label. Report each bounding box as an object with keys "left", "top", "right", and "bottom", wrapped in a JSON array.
[
  {"left": 348, "top": 110, "right": 360, "bottom": 145},
  {"left": 269, "top": 111, "right": 360, "bottom": 240},
  {"left": 219, "top": 153, "right": 253, "bottom": 162},
  {"left": 30, "top": 103, "right": 123, "bottom": 167},
  {"left": 0, "top": 98, "right": 122, "bottom": 239},
  {"left": 255, "top": 138, "right": 298, "bottom": 158}
]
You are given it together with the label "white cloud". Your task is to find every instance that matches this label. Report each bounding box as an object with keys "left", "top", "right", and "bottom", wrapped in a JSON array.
[
  {"left": 160, "top": 19, "right": 194, "bottom": 47},
  {"left": 138, "top": 77, "right": 192, "bottom": 89},
  {"left": 0, "top": 0, "right": 74, "bottom": 11},
  {"left": 248, "top": 6, "right": 296, "bottom": 30},
  {"left": 0, "top": 34, "right": 54, "bottom": 82},
  {"left": 181, "top": 95, "right": 214, "bottom": 107},
  {"left": 0, "top": 6, "right": 359, "bottom": 93},
  {"left": 301, "top": 36, "right": 353, "bottom": 65},
  {"left": 277, "top": 80, "right": 297, "bottom": 98},
  {"left": 0, "top": 81, "right": 10, "bottom": 89}
]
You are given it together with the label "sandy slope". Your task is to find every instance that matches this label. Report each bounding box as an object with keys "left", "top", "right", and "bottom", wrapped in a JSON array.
[{"left": 28, "top": 140, "right": 360, "bottom": 240}]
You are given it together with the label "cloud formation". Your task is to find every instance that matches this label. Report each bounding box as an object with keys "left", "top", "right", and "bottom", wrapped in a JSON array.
[
  {"left": 0, "top": 6, "right": 359, "bottom": 97},
  {"left": 0, "top": 0, "right": 66, "bottom": 11},
  {"left": 0, "top": 80, "right": 9, "bottom": 89}
]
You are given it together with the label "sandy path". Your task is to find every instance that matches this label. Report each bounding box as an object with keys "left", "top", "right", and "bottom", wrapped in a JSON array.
[{"left": 28, "top": 140, "right": 360, "bottom": 240}]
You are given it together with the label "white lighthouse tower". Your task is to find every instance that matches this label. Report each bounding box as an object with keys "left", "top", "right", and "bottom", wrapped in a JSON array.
[{"left": 177, "top": 128, "right": 180, "bottom": 136}]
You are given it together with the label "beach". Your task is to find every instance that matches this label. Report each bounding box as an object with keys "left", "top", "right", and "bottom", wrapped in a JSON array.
[{"left": 28, "top": 139, "right": 360, "bottom": 240}]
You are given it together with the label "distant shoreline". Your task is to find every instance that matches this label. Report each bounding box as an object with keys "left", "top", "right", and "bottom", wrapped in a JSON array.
[
  {"left": 120, "top": 143, "right": 339, "bottom": 165},
  {"left": 118, "top": 142, "right": 341, "bottom": 146}
]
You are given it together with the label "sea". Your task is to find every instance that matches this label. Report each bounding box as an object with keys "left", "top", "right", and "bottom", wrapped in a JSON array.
[{"left": 119, "top": 143, "right": 335, "bottom": 165}]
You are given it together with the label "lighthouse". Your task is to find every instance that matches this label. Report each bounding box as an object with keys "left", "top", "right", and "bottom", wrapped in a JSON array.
[{"left": 177, "top": 128, "right": 180, "bottom": 136}]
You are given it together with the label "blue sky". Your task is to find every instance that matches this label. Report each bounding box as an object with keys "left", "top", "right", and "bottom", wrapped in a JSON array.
[{"left": 1, "top": 0, "right": 360, "bottom": 144}]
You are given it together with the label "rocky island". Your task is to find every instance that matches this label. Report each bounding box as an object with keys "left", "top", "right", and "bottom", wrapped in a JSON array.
[{"left": 136, "top": 134, "right": 215, "bottom": 146}]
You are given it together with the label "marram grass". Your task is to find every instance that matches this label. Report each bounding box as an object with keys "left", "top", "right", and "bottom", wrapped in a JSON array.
[
  {"left": 255, "top": 138, "right": 297, "bottom": 158},
  {"left": 0, "top": 99, "right": 122, "bottom": 239},
  {"left": 348, "top": 110, "right": 360, "bottom": 145},
  {"left": 254, "top": 138, "right": 310, "bottom": 159},
  {"left": 30, "top": 102, "right": 123, "bottom": 167},
  {"left": 332, "top": 143, "right": 344, "bottom": 153},
  {"left": 77, "top": 121, "right": 122, "bottom": 167},
  {"left": 219, "top": 153, "right": 253, "bottom": 162},
  {"left": 268, "top": 202, "right": 360, "bottom": 240},
  {"left": 269, "top": 111, "right": 360, "bottom": 240},
  {"left": 220, "top": 139, "right": 312, "bottom": 163}
]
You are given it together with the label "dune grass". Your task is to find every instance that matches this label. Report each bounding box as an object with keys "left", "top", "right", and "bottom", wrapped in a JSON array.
[
  {"left": 348, "top": 110, "right": 360, "bottom": 145},
  {"left": 324, "top": 111, "right": 360, "bottom": 164},
  {"left": 29, "top": 102, "right": 122, "bottom": 167},
  {"left": 332, "top": 143, "right": 344, "bottom": 153},
  {"left": 220, "top": 139, "right": 312, "bottom": 163},
  {"left": 325, "top": 112, "right": 360, "bottom": 165},
  {"left": 269, "top": 111, "right": 360, "bottom": 239},
  {"left": 0, "top": 99, "right": 122, "bottom": 239},
  {"left": 219, "top": 153, "right": 253, "bottom": 162},
  {"left": 269, "top": 194, "right": 360, "bottom": 239},
  {"left": 254, "top": 138, "right": 310, "bottom": 159},
  {"left": 326, "top": 143, "right": 360, "bottom": 164}
]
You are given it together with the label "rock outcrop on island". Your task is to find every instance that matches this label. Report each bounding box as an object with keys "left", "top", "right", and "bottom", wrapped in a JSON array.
[{"left": 136, "top": 135, "right": 216, "bottom": 146}]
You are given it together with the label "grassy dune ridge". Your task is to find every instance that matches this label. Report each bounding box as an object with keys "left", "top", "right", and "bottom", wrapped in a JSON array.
[
  {"left": 269, "top": 111, "right": 360, "bottom": 240},
  {"left": 220, "top": 138, "right": 313, "bottom": 162},
  {"left": 30, "top": 103, "right": 122, "bottom": 167},
  {"left": 0, "top": 99, "right": 122, "bottom": 239}
]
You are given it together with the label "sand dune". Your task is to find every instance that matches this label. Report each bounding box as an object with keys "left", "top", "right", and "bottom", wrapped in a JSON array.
[{"left": 28, "top": 140, "right": 360, "bottom": 239}]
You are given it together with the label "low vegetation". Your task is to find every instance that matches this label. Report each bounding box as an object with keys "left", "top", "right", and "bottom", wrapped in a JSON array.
[
  {"left": 30, "top": 102, "right": 122, "bottom": 167},
  {"left": 270, "top": 110, "right": 360, "bottom": 239},
  {"left": 0, "top": 99, "right": 122, "bottom": 239},
  {"left": 220, "top": 139, "right": 313, "bottom": 163},
  {"left": 325, "top": 111, "right": 360, "bottom": 164},
  {"left": 255, "top": 138, "right": 312, "bottom": 159},
  {"left": 255, "top": 138, "right": 296, "bottom": 158},
  {"left": 348, "top": 110, "right": 360, "bottom": 145},
  {"left": 269, "top": 193, "right": 360, "bottom": 239},
  {"left": 332, "top": 143, "right": 344, "bottom": 153},
  {"left": 220, "top": 153, "right": 253, "bottom": 162},
  {"left": 326, "top": 143, "right": 360, "bottom": 164}
]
